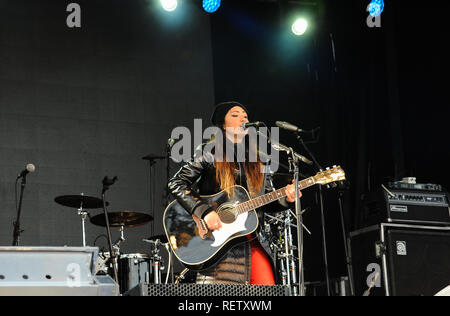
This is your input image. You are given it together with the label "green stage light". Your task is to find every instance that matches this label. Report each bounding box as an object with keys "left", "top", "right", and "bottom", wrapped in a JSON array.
[
  {"left": 292, "top": 18, "right": 308, "bottom": 36},
  {"left": 160, "top": 0, "right": 178, "bottom": 12}
]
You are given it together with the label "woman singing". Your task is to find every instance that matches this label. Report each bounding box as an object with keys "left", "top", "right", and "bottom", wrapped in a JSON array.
[{"left": 168, "top": 101, "right": 301, "bottom": 285}]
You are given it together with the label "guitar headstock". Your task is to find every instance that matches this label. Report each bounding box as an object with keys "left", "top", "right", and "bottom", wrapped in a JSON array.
[{"left": 313, "top": 166, "right": 346, "bottom": 185}]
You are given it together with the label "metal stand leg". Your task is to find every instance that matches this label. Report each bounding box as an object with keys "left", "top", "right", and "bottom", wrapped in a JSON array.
[
  {"left": 78, "top": 208, "right": 88, "bottom": 247},
  {"left": 266, "top": 209, "right": 311, "bottom": 296}
]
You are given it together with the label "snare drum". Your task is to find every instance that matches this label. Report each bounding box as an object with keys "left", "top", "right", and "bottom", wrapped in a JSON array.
[{"left": 118, "top": 253, "right": 151, "bottom": 293}]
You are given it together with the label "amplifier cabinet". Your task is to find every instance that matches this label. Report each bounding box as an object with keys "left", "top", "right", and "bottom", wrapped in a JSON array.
[
  {"left": 361, "top": 188, "right": 450, "bottom": 227},
  {"left": 349, "top": 223, "right": 450, "bottom": 296}
]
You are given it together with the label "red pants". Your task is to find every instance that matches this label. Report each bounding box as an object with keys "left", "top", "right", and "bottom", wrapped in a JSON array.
[{"left": 250, "top": 240, "right": 275, "bottom": 285}]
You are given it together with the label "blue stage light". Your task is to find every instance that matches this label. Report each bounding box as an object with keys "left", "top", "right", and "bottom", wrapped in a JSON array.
[
  {"left": 368, "top": 0, "right": 385, "bottom": 17},
  {"left": 203, "top": 0, "right": 221, "bottom": 13}
]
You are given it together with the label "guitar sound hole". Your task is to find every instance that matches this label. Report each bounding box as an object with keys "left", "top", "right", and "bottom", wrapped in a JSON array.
[{"left": 218, "top": 208, "right": 237, "bottom": 224}]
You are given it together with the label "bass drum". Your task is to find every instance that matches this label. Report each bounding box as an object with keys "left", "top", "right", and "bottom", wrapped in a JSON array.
[{"left": 118, "top": 253, "right": 152, "bottom": 293}]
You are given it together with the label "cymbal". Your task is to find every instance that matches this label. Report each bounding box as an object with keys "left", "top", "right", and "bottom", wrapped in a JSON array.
[
  {"left": 144, "top": 234, "right": 168, "bottom": 244},
  {"left": 90, "top": 211, "right": 153, "bottom": 228},
  {"left": 55, "top": 195, "right": 109, "bottom": 209}
]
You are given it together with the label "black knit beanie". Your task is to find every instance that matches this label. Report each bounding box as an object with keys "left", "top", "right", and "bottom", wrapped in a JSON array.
[{"left": 210, "top": 101, "right": 249, "bottom": 127}]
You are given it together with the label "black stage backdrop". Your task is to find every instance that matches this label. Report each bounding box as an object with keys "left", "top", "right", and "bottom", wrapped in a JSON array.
[
  {"left": 0, "top": 0, "right": 215, "bottom": 261},
  {"left": 1, "top": 0, "right": 449, "bottom": 288}
]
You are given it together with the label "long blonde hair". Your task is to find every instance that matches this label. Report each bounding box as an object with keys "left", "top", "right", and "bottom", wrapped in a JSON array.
[{"left": 216, "top": 161, "right": 264, "bottom": 197}]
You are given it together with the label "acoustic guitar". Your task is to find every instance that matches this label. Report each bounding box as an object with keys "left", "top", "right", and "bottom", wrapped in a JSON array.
[{"left": 163, "top": 166, "right": 346, "bottom": 271}]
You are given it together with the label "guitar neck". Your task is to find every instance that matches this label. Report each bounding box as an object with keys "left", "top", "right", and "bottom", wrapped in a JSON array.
[{"left": 236, "top": 176, "right": 316, "bottom": 214}]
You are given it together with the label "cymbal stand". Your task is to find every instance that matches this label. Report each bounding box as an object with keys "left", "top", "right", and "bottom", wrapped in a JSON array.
[
  {"left": 77, "top": 193, "right": 88, "bottom": 247},
  {"left": 101, "top": 176, "right": 120, "bottom": 287},
  {"left": 112, "top": 225, "right": 125, "bottom": 256}
]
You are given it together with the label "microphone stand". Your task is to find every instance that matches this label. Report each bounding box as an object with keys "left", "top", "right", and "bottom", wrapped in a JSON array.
[
  {"left": 101, "top": 177, "right": 120, "bottom": 290},
  {"left": 143, "top": 151, "right": 174, "bottom": 283},
  {"left": 258, "top": 125, "right": 308, "bottom": 295},
  {"left": 12, "top": 176, "right": 27, "bottom": 246},
  {"left": 296, "top": 134, "right": 332, "bottom": 296},
  {"left": 337, "top": 183, "right": 355, "bottom": 296},
  {"left": 142, "top": 154, "right": 165, "bottom": 238},
  {"left": 165, "top": 141, "right": 173, "bottom": 208},
  {"left": 165, "top": 141, "right": 175, "bottom": 283},
  {"left": 291, "top": 153, "right": 306, "bottom": 296}
]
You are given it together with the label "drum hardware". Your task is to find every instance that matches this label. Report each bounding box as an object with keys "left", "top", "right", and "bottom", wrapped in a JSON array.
[
  {"left": 92, "top": 228, "right": 125, "bottom": 276},
  {"left": 89, "top": 211, "right": 154, "bottom": 228},
  {"left": 96, "top": 251, "right": 111, "bottom": 275},
  {"left": 94, "top": 250, "right": 153, "bottom": 294},
  {"left": 54, "top": 194, "right": 109, "bottom": 247},
  {"left": 264, "top": 208, "right": 311, "bottom": 235},
  {"left": 118, "top": 253, "right": 152, "bottom": 294},
  {"left": 99, "top": 176, "right": 120, "bottom": 290},
  {"left": 143, "top": 236, "right": 169, "bottom": 284},
  {"left": 265, "top": 209, "right": 311, "bottom": 296},
  {"left": 143, "top": 235, "right": 175, "bottom": 284},
  {"left": 174, "top": 268, "right": 193, "bottom": 285},
  {"left": 143, "top": 234, "right": 168, "bottom": 244},
  {"left": 90, "top": 211, "right": 154, "bottom": 254},
  {"left": 111, "top": 225, "right": 126, "bottom": 255},
  {"left": 89, "top": 210, "right": 154, "bottom": 293}
]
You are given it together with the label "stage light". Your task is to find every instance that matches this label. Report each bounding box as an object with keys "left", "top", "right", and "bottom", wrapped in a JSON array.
[
  {"left": 368, "top": 0, "right": 384, "bottom": 17},
  {"left": 160, "top": 0, "right": 178, "bottom": 12},
  {"left": 292, "top": 18, "right": 308, "bottom": 36},
  {"left": 203, "top": 0, "right": 221, "bottom": 13}
]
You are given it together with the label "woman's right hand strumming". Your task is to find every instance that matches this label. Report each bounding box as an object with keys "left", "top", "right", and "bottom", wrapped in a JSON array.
[{"left": 204, "top": 211, "right": 222, "bottom": 231}]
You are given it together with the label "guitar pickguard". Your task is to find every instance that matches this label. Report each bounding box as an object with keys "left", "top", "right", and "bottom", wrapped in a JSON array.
[{"left": 211, "top": 212, "right": 248, "bottom": 247}]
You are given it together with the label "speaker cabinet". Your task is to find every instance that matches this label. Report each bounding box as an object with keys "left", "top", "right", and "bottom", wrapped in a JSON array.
[
  {"left": 349, "top": 223, "right": 450, "bottom": 296},
  {"left": 124, "top": 283, "right": 291, "bottom": 296}
]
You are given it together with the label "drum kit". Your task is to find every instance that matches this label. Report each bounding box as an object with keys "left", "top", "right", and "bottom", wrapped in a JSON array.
[{"left": 54, "top": 193, "right": 170, "bottom": 294}]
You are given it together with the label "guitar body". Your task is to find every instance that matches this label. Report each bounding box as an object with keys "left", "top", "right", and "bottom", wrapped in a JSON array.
[
  {"left": 163, "top": 185, "right": 259, "bottom": 271},
  {"left": 163, "top": 166, "right": 347, "bottom": 271}
]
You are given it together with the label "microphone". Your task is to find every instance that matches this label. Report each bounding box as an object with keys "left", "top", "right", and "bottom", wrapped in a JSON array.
[
  {"left": 17, "top": 164, "right": 35, "bottom": 179},
  {"left": 275, "top": 121, "right": 304, "bottom": 133},
  {"left": 102, "top": 176, "right": 118, "bottom": 187},
  {"left": 167, "top": 138, "right": 175, "bottom": 149},
  {"left": 102, "top": 176, "right": 118, "bottom": 194},
  {"left": 271, "top": 143, "right": 313, "bottom": 165},
  {"left": 242, "top": 122, "right": 263, "bottom": 129}
]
